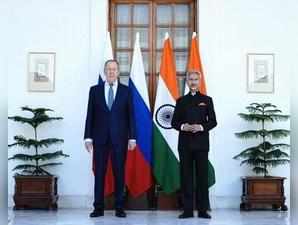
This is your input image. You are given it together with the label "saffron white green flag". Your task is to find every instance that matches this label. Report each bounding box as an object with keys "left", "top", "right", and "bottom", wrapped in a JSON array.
[{"left": 153, "top": 33, "right": 180, "bottom": 193}]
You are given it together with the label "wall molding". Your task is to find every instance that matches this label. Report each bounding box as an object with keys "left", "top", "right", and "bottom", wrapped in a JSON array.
[{"left": 8, "top": 195, "right": 241, "bottom": 209}]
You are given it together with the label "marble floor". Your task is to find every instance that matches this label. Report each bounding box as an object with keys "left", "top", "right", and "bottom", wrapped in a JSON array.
[{"left": 8, "top": 209, "right": 290, "bottom": 225}]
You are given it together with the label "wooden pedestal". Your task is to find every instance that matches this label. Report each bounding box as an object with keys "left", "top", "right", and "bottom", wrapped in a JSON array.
[
  {"left": 13, "top": 175, "right": 58, "bottom": 210},
  {"left": 240, "top": 176, "right": 287, "bottom": 211},
  {"left": 104, "top": 192, "right": 152, "bottom": 210},
  {"left": 157, "top": 192, "right": 181, "bottom": 210}
]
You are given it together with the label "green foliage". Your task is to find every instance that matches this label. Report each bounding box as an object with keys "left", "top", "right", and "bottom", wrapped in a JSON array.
[
  {"left": 8, "top": 136, "right": 63, "bottom": 148},
  {"left": 233, "top": 103, "right": 290, "bottom": 177},
  {"left": 8, "top": 106, "right": 69, "bottom": 176},
  {"left": 8, "top": 107, "right": 63, "bottom": 128}
]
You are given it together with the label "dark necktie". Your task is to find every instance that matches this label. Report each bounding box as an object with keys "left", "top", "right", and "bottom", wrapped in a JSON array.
[{"left": 107, "top": 83, "right": 114, "bottom": 110}]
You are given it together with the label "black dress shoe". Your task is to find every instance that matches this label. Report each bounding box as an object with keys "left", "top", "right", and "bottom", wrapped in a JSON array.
[
  {"left": 89, "top": 209, "right": 104, "bottom": 217},
  {"left": 178, "top": 212, "right": 194, "bottom": 219},
  {"left": 115, "top": 209, "right": 126, "bottom": 218},
  {"left": 198, "top": 211, "right": 211, "bottom": 219}
]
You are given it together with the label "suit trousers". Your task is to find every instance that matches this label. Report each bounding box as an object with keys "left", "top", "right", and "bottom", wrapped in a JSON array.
[
  {"left": 93, "top": 139, "right": 126, "bottom": 210},
  {"left": 178, "top": 148, "right": 209, "bottom": 212}
]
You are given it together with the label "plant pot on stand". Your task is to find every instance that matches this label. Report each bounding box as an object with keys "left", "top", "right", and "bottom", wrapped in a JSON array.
[
  {"left": 234, "top": 103, "right": 290, "bottom": 211},
  {"left": 8, "top": 107, "right": 69, "bottom": 210}
]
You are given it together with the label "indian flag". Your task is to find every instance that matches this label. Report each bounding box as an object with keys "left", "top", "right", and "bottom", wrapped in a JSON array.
[
  {"left": 185, "top": 32, "right": 216, "bottom": 188},
  {"left": 153, "top": 33, "right": 180, "bottom": 193}
]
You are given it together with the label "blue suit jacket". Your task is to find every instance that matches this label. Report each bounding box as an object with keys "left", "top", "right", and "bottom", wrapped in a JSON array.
[{"left": 84, "top": 83, "right": 135, "bottom": 148}]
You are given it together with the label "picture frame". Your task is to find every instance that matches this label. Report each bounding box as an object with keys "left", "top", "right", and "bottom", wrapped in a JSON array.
[
  {"left": 28, "top": 52, "right": 56, "bottom": 92},
  {"left": 247, "top": 53, "right": 274, "bottom": 93}
]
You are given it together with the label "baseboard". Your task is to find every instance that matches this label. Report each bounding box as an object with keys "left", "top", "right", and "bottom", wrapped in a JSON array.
[
  {"left": 8, "top": 195, "right": 241, "bottom": 209},
  {"left": 210, "top": 196, "right": 240, "bottom": 209},
  {"left": 8, "top": 195, "right": 93, "bottom": 209}
]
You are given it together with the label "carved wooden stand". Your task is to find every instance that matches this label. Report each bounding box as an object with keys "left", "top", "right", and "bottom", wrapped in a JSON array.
[
  {"left": 240, "top": 176, "right": 287, "bottom": 211},
  {"left": 13, "top": 176, "right": 58, "bottom": 210}
]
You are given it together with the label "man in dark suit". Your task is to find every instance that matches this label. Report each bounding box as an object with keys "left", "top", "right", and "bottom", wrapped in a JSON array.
[
  {"left": 84, "top": 59, "right": 136, "bottom": 218},
  {"left": 171, "top": 71, "right": 217, "bottom": 219}
]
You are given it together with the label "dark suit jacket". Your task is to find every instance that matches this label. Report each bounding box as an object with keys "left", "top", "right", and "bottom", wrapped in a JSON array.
[
  {"left": 84, "top": 83, "right": 135, "bottom": 148},
  {"left": 171, "top": 92, "right": 217, "bottom": 151}
]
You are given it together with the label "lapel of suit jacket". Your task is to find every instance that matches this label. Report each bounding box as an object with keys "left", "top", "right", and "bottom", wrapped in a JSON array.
[{"left": 97, "top": 84, "right": 109, "bottom": 112}]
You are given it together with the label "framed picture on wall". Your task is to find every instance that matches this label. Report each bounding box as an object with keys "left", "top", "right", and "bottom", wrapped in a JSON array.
[
  {"left": 247, "top": 53, "right": 274, "bottom": 93},
  {"left": 28, "top": 52, "right": 55, "bottom": 92}
]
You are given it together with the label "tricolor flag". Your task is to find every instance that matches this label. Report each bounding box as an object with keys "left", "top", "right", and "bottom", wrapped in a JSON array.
[
  {"left": 98, "top": 31, "right": 113, "bottom": 84},
  {"left": 101, "top": 32, "right": 115, "bottom": 196},
  {"left": 185, "top": 32, "right": 215, "bottom": 188},
  {"left": 92, "top": 31, "right": 115, "bottom": 196},
  {"left": 153, "top": 33, "right": 180, "bottom": 193},
  {"left": 126, "top": 33, "right": 153, "bottom": 197}
]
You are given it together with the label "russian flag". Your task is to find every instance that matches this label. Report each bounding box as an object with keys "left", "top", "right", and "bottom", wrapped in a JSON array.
[
  {"left": 92, "top": 31, "right": 115, "bottom": 197},
  {"left": 98, "top": 31, "right": 113, "bottom": 85},
  {"left": 125, "top": 33, "right": 153, "bottom": 197}
]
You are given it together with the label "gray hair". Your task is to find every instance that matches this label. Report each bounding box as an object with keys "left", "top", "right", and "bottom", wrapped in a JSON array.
[
  {"left": 186, "top": 71, "right": 201, "bottom": 79},
  {"left": 104, "top": 59, "right": 120, "bottom": 73}
]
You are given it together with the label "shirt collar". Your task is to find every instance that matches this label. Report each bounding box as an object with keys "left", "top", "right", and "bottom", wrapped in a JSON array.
[
  {"left": 188, "top": 91, "right": 199, "bottom": 96},
  {"left": 105, "top": 80, "right": 118, "bottom": 87}
]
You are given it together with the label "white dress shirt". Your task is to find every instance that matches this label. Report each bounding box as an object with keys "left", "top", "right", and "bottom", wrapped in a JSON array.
[{"left": 104, "top": 80, "right": 118, "bottom": 106}]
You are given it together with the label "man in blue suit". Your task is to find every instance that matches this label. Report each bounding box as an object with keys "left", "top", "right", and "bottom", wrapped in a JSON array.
[{"left": 84, "top": 59, "right": 136, "bottom": 218}]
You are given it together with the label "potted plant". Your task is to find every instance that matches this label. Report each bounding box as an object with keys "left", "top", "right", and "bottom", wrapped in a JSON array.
[
  {"left": 233, "top": 103, "right": 290, "bottom": 211},
  {"left": 8, "top": 106, "right": 69, "bottom": 210}
]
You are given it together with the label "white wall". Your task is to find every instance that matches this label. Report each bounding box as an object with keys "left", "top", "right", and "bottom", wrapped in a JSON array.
[
  {"left": 200, "top": 0, "right": 293, "bottom": 208},
  {"left": 291, "top": 61, "right": 298, "bottom": 223},
  {"left": 0, "top": 1, "right": 9, "bottom": 220},
  {"left": 290, "top": 7, "right": 298, "bottom": 220},
  {"left": 7, "top": 0, "right": 296, "bottom": 209},
  {"left": 7, "top": 0, "right": 108, "bottom": 207}
]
